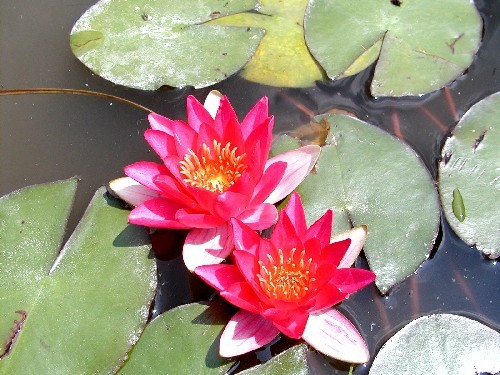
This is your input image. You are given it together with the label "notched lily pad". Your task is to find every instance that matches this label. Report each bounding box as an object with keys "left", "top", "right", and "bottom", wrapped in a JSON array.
[
  {"left": 119, "top": 301, "right": 233, "bottom": 374},
  {"left": 70, "top": 0, "right": 264, "bottom": 90},
  {"left": 304, "top": 0, "right": 482, "bottom": 97},
  {"left": 370, "top": 314, "right": 500, "bottom": 375},
  {"left": 273, "top": 114, "right": 440, "bottom": 293},
  {"left": 439, "top": 92, "right": 500, "bottom": 258},
  {"left": 210, "top": 0, "right": 324, "bottom": 87},
  {"left": 0, "top": 179, "right": 156, "bottom": 373}
]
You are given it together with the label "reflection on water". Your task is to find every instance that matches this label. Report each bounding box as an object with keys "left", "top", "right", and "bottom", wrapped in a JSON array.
[{"left": 0, "top": 0, "right": 499, "bottom": 373}]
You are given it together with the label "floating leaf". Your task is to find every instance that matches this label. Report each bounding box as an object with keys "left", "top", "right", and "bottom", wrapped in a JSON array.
[
  {"left": 119, "top": 302, "right": 233, "bottom": 374},
  {"left": 438, "top": 92, "right": 500, "bottom": 258},
  {"left": 70, "top": 0, "right": 264, "bottom": 90},
  {"left": 304, "top": 0, "right": 482, "bottom": 96},
  {"left": 209, "top": 0, "right": 324, "bottom": 87},
  {"left": 238, "top": 344, "right": 309, "bottom": 375},
  {"left": 369, "top": 314, "right": 500, "bottom": 375},
  {"left": 273, "top": 115, "right": 440, "bottom": 293},
  {"left": 0, "top": 180, "right": 156, "bottom": 373}
]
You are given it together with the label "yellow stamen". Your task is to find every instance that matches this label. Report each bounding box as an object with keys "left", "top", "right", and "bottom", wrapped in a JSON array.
[
  {"left": 257, "top": 247, "right": 315, "bottom": 302},
  {"left": 179, "top": 140, "right": 246, "bottom": 193}
]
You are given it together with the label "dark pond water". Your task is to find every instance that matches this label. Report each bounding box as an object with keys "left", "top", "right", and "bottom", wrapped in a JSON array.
[{"left": 1, "top": 0, "right": 499, "bottom": 373}]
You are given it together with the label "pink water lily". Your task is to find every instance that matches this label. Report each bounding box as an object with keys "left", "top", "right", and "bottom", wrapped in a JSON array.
[
  {"left": 195, "top": 193, "right": 376, "bottom": 363},
  {"left": 111, "top": 93, "right": 320, "bottom": 271}
]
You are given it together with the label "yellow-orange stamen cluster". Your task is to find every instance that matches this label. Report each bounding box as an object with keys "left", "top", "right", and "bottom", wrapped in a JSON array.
[
  {"left": 257, "top": 248, "right": 315, "bottom": 302},
  {"left": 179, "top": 140, "right": 246, "bottom": 193}
]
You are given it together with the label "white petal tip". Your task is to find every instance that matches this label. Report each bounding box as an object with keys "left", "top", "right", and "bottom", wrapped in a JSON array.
[
  {"left": 107, "top": 177, "right": 159, "bottom": 207},
  {"left": 203, "top": 90, "right": 223, "bottom": 119},
  {"left": 335, "top": 225, "right": 368, "bottom": 269},
  {"left": 183, "top": 249, "right": 225, "bottom": 273}
]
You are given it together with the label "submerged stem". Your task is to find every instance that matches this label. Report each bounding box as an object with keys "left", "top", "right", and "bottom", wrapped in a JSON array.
[{"left": 0, "top": 88, "right": 154, "bottom": 113}]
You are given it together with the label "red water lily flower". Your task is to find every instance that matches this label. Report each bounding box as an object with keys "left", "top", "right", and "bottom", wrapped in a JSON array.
[
  {"left": 110, "top": 92, "right": 320, "bottom": 271},
  {"left": 195, "top": 193, "right": 376, "bottom": 363}
]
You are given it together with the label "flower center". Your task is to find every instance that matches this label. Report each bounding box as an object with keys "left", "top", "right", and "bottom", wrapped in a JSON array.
[
  {"left": 179, "top": 140, "right": 246, "bottom": 193},
  {"left": 257, "top": 248, "right": 315, "bottom": 302}
]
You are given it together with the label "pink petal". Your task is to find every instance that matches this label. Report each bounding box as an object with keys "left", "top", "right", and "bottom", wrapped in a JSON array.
[
  {"left": 283, "top": 192, "right": 307, "bottom": 238},
  {"left": 232, "top": 249, "right": 271, "bottom": 303},
  {"left": 309, "top": 279, "right": 347, "bottom": 311},
  {"left": 237, "top": 203, "right": 278, "bottom": 230},
  {"left": 244, "top": 119, "right": 273, "bottom": 175},
  {"left": 330, "top": 268, "right": 376, "bottom": 295},
  {"left": 171, "top": 119, "right": 198, "bottom": 157},
  {"left": 227, "top": 171, "right": 256, "bottom": 198},
  {"left": 268, "top": 311, "right": 309, "bottom": 339},
  {"left": 176, "top": 209, "right": 225, "bottom": 228},
  {"left": 231, "top": 218, "right": 261, "bottom": 254},
  {"left": 222, "top": 117, "right": 245, "bottom": 152},
  {"left": 148, "top": 113, "right": 175, "bottom": 135},
  {"left": 202, "top": 90, "right": 222, "bottom": 119},
  {"left": 264, "top": 145, "right": 321, "bottom": 204},
  {"left": 187, "top": 94, "right": 215, "bottom": 131},
  {"left": 196, "top": 122, "right": 222, "bottom": 150},
  {"left": 305, "top": 209, "right": 333, "bottom": 249},
  {"left": 257, "top": 237, "right": 278, "bottom": 267},
  {"left": 124, "top": 161, "right": 170, "bottom": 193},
  {"left": 108, "top": 177, "right": 160, "bottom": 207},
  {"left": 194, "top": 264, "right": 245, "bottom": 291},
  {"left": 270, "top": 211, "right": 303, "bottom": 253},
  {"left": 319, "top": 239, "right": 351, "bottom": 269},
  {"left": 214, "top": 96, "right": 238, "bottom": 131},
  {"left": 335, "top": 226, "right": 368, "bottom": 269},
  {"left": 162, "top": 155, "right": 190, "bottom": 184},
  {"left": 153, "top": 174, "right": 198, "bottom": 208},
  {"left": 302, "top": 237, "right": 322, "bottom": 265},
  {"left": 214, "top": 191, "right": 249, "bottom": 221},
  {"left": 250, "top": 161, "right": 287, "bottom": 206},
  {"left": 219, "top": 311, "right": 279, "bottom": 358},
  {"left": 240, "top": 96, "right": 269, "bottom": 140},
  {"left": 222, "top": 282, "right": 262, "bottom": 313},
  {"left": 129, "top": 198, "right": 188, "bottom": 229},
  {"left": 260, "top": 307, "right": 292, "bottom": 322},
  {"left": 183, "top": 224, "right": 233, "bottom": 271},
  {"left": 302, "top": 309, "right": 370, "bottom": 363},
  {"left": 144, "top": 129, "right": 177, "bottom": 160}
]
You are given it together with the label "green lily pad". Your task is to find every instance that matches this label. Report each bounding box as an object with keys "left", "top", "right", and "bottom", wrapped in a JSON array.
[
  {"left": 438, "top": 92, "right": 500, "bottom": 258},
  {"left": 210, "top": 0, "right": 324, "bottom": 87},
  {"left": 304, "top": 0, "right": 482, "bottom": 97},
  {"left": 369, "top": 314, "right": 500, "bottom": 375},
  {"left": 239, "top": 344, "right": 309, "bottom": 375},
  {"left": 119, "top": 301, "right": 233, "bottom": 374},
  {"left": 0, "top": 180, "right": 156, "bottom": 373},
  {"left": 70, "top": 0, "right": 264, "bottom": 90},
  {"left": 273, "top": 114, "right": 440, "bottom": 293}
]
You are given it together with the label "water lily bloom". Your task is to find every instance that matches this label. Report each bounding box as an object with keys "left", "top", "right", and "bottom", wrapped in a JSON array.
[
  {"left": 195, "top": 193, "right": 376, "bottom": 363},
  {"left": 110, "top": 92, "right": 321, "bottom": 271}
]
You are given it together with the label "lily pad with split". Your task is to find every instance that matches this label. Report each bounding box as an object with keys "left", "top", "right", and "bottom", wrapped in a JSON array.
[
  {"left": 272, "top": 114, "right": 440, "bottom": 293},
  {"left": 209, "top": 0, "right": 324, "bottom": 87},
  {"left": 438, "top": 92, "right": 500, "bottom": 258},
  {"left": 0, "top": 179, "right": 156, "bottom": 373},
  {"left": 304, "top": 0, "right": 482, "bottom": 97}
]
